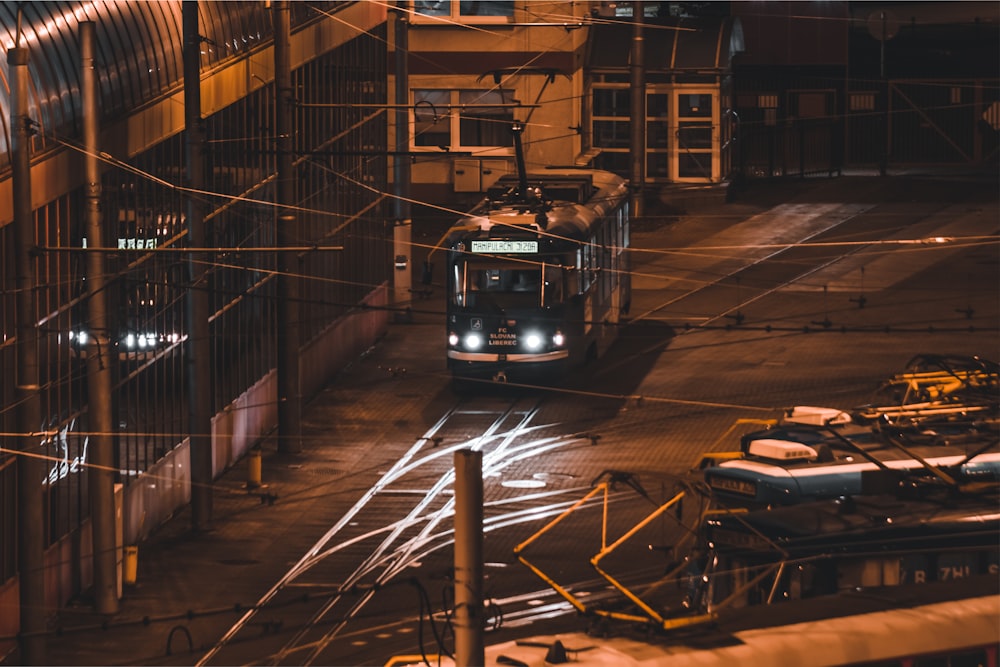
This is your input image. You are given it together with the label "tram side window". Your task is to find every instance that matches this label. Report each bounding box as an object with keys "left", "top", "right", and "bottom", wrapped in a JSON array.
[
  {"left": 543, "top": 265, "right": 563, "bottom": 304},
  {"left": 576, "top": 249, "right": 585, "bottom": 291},
  {"left": 580, "top": 244, "right": 596, "bottom": 291},
  {"left": 601, "top": 224, "right": 613, "bottom": 300},
  {"left": 452, "top": 263, "right": 465, "bottom": 306}
]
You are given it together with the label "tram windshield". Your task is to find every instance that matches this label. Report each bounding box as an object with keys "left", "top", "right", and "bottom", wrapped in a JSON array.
[{"left": 452, "top": 259, "right": 564, "bottom": 308}]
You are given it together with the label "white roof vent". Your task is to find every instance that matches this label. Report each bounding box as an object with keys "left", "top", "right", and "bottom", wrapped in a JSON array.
[
  {"left": 784, "top": 405, "right": 852, "bottom": 426},
  {"left": 748, "top": 438, "right": 819, "bottom": 461}
]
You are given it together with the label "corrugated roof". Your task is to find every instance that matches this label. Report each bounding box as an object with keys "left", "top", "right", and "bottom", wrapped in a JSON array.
[{"left": 0, "top": 1, "right": 342, "bottom": 168}]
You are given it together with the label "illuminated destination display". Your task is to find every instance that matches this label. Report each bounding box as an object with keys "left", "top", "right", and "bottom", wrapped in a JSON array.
[{"left": 470, "top": 240, "right": 538, "bottom": 254}]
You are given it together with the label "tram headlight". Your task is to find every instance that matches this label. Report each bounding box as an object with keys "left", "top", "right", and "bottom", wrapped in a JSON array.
[
  {"left": 448, "top": 332, "right": 459, "bottom": 347},
  {"left": 124, "top": 332, "right": 162, "bottom": 350},
  {"left": 524, "top": 332, "right": 544, "bottom": 351},
  {"left": 552, "top": 330, "right": 565, "bottom": 347},
  {"left": 464, "top": 333, "right": 483, "bottom": 350}
]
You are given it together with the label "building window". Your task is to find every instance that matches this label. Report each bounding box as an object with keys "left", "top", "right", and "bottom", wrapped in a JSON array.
[
  {"left": 679, "top": 93, "right": 712, "bottom": 117},
  {"left": 413, "top": 1, "right": 513, "bottom": 22},
  {"left": 793, "top": 91, "right": 833, "bottom": 119},
  {"left": 413, "top": 89, "right": 516, "bottom": 153},
  {"left": 592, "top": 85, "right": 631, "bottom": 163},
  {"left": 758, "top": 94, "right": 779, "bottom": 109},
  {"left": 849, "top": 92, "right": 875, "bottom": 112}
]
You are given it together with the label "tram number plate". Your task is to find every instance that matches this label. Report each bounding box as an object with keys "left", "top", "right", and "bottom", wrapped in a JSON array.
[
  {"left": 471, "top": 240, "right": 538, "bottom": 254},
  {"left": 499, "top": 353, "right": 507, "bottom": 361},
  {"left": 710, "top": 477, "right": 757, "bottom": 496}
]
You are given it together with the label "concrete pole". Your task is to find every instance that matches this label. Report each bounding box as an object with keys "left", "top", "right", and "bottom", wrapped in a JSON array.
[
  {"left": 81, "top": 20, "right": 120, "bottom": 614},
  {"left": 393, "top": 1, "right": 413, "bottom": 322},
  {"left": 879, "top": 11, "right": 888, "bottom": 177},
  {"left": 10, "top": 38, "right": 47, "bottom": 665},
  {"left": 629, "top": 1, "right": 646, "bottom": 218},
  {"left": 274, "top": 0, "right": 302, "bottom": 454},
  {"left": 183, "top": 1, "right": 214, "bottom": 530},
  {"left": 454, "top": 450, "right": 484, "bottom": 666}
]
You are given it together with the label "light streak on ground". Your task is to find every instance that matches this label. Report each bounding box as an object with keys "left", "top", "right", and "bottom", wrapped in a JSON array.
[{"left": 197, "top": 396, "right": 630, "bottom": 667}]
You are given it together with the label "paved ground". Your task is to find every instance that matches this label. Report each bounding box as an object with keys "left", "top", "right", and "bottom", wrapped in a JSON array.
[{"left": 21, "top": 169, "right": 1000, "bottom": 666}]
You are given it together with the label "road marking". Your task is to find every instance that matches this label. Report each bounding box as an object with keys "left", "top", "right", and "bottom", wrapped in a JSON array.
[
  {"left": 632, "top": 203, "right": 872, "bottom": 291},
  {"left": 783, "top": 204, "right": 999, "bottom": 292}
]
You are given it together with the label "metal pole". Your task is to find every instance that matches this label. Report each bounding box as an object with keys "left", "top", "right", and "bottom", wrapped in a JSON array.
[
  {"left": 274, "top": 0, "right": 302, "bottom": 454},
  {"left": 454, "top": 449, "right": 484, "bottom": 666},
  {"left": 629, "top": 0, "right": 646, "bottom": 218},
  {"left": 393, "top": 1, "right": 413, "bottom": 322},
  {"left": 81, "top": 20, "right": 119, "bottom": 614},
  {"left": 10, "top": 37, "right": 47, "bottom": 665},
  {"left": 184, "top": 1, "right": 214, "bottom": 529},
  {"left": 879, "top": 11, "right": 888, "bottom": 177},
  {"left": 394, "top": 1, "right": 411, "bottom": 224}
]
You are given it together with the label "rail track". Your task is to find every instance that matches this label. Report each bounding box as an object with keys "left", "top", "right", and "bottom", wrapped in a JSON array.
[{"left": 197, "top": 395, "right": 649, "bottom": 666}]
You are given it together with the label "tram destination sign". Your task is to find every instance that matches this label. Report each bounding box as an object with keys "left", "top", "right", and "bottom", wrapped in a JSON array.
[{"left": 470, "top": 240, "right": 538, "bottom": 254}]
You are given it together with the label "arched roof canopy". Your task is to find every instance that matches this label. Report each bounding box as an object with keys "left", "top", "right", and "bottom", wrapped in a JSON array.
[{"left": 0, "top": 1, "right": 344, "bottom": 168}]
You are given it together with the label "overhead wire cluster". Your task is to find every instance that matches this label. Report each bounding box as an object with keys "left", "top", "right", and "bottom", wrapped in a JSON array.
[
  {"left": 1, "top": 6, "right": 997, "bottom": 655},
  {"left": 2, "top": 0, "right": 996, "bottom": 425}
]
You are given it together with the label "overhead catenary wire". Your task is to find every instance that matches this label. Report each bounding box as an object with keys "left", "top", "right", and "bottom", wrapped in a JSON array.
[
  {"left": 3, "top": 6, "right": 996, "bottom": 650},
  {"left": 5, "top": 1, "right": 995, "bottom": 471}
]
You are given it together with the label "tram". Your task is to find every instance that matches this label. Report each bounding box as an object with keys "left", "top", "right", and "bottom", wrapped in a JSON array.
[
  {"left": 436, "top": 491, "right": 999, "bottom": 667},
  {"left": 702, "top": 421, "right": 1000, "bottom": 506},
  {"left": 444, "top": 124, "right": 630, "bottom": 385},
  {"left": 387, "top": 592, "right": 998, "bottom": 667},
  {"left": 702, "top": 356, "right": 1000, "bottom": 507},
  {"left": 68, "top": 184, "right": 186, "bottom": 362},
  {"left": 388, "top": 592, "right": 998, "bottom": 667},
  {"left": 699, "top": 488, "right": 1000, "bottom": 605}
]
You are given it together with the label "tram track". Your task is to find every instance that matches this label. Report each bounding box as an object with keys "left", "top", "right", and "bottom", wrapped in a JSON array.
[
  {"left": 196, "top": 395, "right": 632, "bottom": 666},
  {"left": 632, "top": 202, "right": 877, "bottom": 326},
  {"left": 609, "top": 196, "right": 996, "bottom": 374}
]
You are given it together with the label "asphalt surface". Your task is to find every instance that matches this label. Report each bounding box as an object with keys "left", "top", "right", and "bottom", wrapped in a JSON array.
[{"left": 29, "top": 170, "right": 1000, "bottom": 667}]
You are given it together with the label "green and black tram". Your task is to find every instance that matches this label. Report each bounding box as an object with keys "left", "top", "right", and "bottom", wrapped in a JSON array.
[{"left": 444, "top": 156, "right": 630, "bottom": 385}]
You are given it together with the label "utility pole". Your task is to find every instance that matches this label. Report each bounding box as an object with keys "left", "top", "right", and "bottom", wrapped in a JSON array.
[
  {"left": 629, "top": 0, "right": 646, "bottom": 218},
  {"left": 393, "top": 1, "right": 413, "bottom": 322},
  {"left": 879, "top": 11, "right": 887, "bottom": 176},
  {"left": 81, "top": 20, "right": 119, "bottom": 614},
  {"left": 453, "top": 450, "right": 484, "bottom": 666},
  {"left": 184, "top": 0, "right": 214, "bottom": 529},
  {"left": 10, "top": 31, "right": 47, "bottom": 666},
  {"left": 274, "top": 0, "right": 302, "bottom": 454}
]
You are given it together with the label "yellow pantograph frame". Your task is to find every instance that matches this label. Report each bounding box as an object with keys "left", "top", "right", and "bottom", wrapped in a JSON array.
[{"left": 513, "top": 478, "right": 715, "bottom": 630}]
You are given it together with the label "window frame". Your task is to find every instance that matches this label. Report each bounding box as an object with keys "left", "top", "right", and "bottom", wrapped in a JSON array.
[
  {"left": 411, "top": 88, "right": 517, "bottom": 155},
  {"left": 411, "top": 0, "right": 514, "bottom": 25}
]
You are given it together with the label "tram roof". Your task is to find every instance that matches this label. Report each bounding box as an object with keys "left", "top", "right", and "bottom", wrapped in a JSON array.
[{"left": 447, "top": 168, "right": 627, "bottom": 243}]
